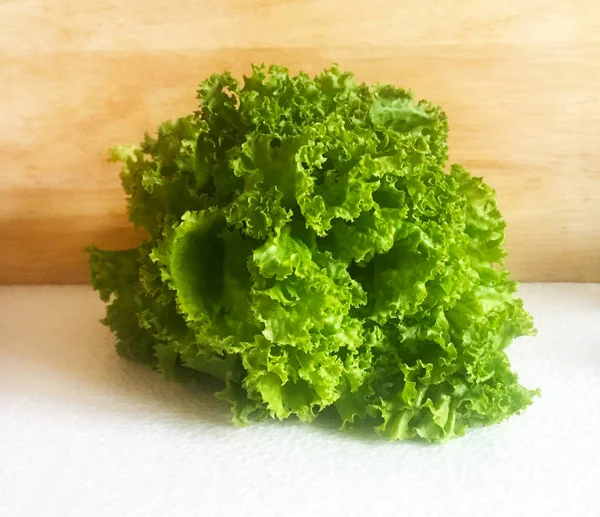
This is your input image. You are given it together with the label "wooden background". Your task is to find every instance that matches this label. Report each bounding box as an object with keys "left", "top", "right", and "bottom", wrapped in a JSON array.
[{"left": 1, "top": 0, "right": 599, "bottom": 284}]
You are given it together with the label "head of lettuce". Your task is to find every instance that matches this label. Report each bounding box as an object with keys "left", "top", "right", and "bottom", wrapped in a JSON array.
[{"left": 88, "top": 64, "right": 537, "bottom": 443}]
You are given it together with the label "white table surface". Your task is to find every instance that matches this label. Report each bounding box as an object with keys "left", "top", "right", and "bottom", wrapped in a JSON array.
[{"left": 1, "top": 284, "right": 599, "bottom": 517}]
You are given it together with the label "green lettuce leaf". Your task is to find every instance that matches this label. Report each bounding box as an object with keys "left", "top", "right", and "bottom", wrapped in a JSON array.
[{"left": 89, "top": 64, "right": 537, "bottom": 443}]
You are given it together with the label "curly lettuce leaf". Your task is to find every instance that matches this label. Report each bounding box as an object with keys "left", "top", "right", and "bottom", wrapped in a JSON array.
[{"left": 89, "top": 64, "right": 536, "bottom": 443}]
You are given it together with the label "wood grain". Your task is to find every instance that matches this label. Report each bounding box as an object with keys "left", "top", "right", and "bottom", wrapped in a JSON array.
[{"left": 1, "top": 0, "right": 599, "bottom": 283}]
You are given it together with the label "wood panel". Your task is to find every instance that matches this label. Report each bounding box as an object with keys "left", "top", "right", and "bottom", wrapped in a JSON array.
[{"left": 1, "top": 0, "right": 599, "bottom": 283}]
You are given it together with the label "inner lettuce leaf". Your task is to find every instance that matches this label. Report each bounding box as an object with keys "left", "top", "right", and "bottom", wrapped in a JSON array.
[{"left": 88, "top": 64, "right": 537, "bottom": 443}]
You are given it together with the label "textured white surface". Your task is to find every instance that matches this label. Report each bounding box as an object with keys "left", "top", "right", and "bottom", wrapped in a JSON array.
[{"left": 1, "top": 284, "right": 599, "bottom": 517}]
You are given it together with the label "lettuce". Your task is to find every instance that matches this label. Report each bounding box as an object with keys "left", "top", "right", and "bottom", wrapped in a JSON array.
[{"left": 88, "top": 64, "right": 537, "bottom": 443}]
